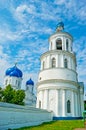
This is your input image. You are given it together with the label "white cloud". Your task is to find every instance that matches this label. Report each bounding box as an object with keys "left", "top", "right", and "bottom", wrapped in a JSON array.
[
  {"left": 0, "top": 45, "right": 10, "bottom": 87},
  {"left": 54, "top": 0, "right": 66, "bottom": 5},
  {"left": 73, "top": 37, "right": 86, "bottom": 89}
]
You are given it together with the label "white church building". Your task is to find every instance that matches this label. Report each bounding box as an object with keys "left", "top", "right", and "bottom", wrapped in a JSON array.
[
  {"left": 3, "top": 64, "right": 36, "bottom": 107},
  {"left": 3, "top": 22, "right": 84, "bottom": 120},
  {"left": 36, "top": 22, "right": 84, "bottom": 119}
]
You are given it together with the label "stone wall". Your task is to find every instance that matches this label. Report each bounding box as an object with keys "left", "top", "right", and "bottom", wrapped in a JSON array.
[{"left": 0, "top": 102, "right": 53, "bottom": 130}]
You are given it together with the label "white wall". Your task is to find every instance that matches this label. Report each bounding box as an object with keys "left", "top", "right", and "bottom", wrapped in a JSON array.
[
  {"left": 38, "top": 69, "right": 77, "bottom": 82},
  {"left": 0, "top": 102, "right": 53, "bottom": 130}
]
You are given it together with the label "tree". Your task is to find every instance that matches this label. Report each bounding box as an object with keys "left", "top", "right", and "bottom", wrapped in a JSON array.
[
  {"left": 2, "top": 84, "right": 14, "bottom": 103},
  {"left": 84, "top": 101, "right": 86, "bottom": 110},
  {"left": 12, "top": 90, "right": 25, "bottom": 105},
  {"left": 1, "top": 85, "right": 25, "bottom": 105},
  {"left": 0, "top": 87, "right": 3, "bottom": 101}
]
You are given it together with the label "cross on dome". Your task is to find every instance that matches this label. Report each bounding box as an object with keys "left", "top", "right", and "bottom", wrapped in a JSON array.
[{"left": 56, "top": 21, "right": 64, "bottom": 32}]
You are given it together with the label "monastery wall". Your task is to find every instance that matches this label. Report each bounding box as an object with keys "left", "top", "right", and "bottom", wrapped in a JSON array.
[{"left": 0, "top": 102, "right": 53, "bottom": 130}]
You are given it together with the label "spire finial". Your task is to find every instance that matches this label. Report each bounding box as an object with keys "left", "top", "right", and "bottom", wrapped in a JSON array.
[
  {"left": 15, "top": 62, "right": 17, "bottom": 67},
  {"left": 56, "top": 19, "right": 64, "bottom": 32}
]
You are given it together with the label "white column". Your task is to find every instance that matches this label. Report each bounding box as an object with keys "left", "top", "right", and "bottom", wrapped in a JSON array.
[
  {"left": 62, "top": 37, "right": 64, "bottom": 50},
  {"left": 47, "top": 90, "right": 49, "bottom": 110},
  {"left": 40, "top": 61, "right": 42, "bottom": 70},
  {"left": 43, "top": 90, "right": 49, "bottom": 110},
  {"left": 56, "top": 89, "right": 59, "bottom": 116},
  {"left": 49, "top": 55, "right": 51, "bottom": 68},
  {"left": 47, "top": 56, "right": 50, "bottom": 69},
  {"left": 36, "top": 91, "right": 39, "bottom": 108},
  {"left": 41, "top": 90, "right": 44, "bottom": 109},
  {"left": 62, "top": 89, "right": 66, "bottom": 116},
  {"left": 69, "top": 57, "right": 71, "bottom": 69},
  {"left": 62, "top": 37, "right": 65, "bottom": 50},
  {"left": 58, "top": 54, "right": 60, "bottom": 67},
  {"left": 75, "top": 92, "right": 77, "bottom": 116},
  {"left": 77, "top": 91, "right": 81, "bottom": 117},
  {"left": 72, "top": 91, "right": 75, "bottom": 116},
  {"left": 61, "top": 55, "right": 64, "bottom": 67},
  {"left": 56, "top": 54, "right": 58, "bottom": 67},
  {"left": 54, "top": 40, "right": 56, "bottom": 50},
  {"left": 65, "top": 38, "right": 66, "bottom": 51},
  {"left": 81, "top": 93, "right": 84, "bottom": 115}
]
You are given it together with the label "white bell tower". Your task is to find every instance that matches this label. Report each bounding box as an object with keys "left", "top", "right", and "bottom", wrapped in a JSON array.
[{"left": 36, "top": 22, "right": 84, "bottom": 119}]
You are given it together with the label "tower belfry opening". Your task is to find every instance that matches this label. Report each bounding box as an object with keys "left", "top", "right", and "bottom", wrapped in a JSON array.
[{"left": 56, "top": 38, "right": 62, "bottom": 50}]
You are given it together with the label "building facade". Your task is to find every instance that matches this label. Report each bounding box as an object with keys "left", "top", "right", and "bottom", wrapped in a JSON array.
[{"left": 36, "top": 22, "right": 84, "bottom": 118}]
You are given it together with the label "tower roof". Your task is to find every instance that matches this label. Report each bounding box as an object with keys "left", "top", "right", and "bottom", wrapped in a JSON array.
[
  {"left": 5, "top": 65, "right": 23, "bottom": 78},
  {"left": 26, "top": 78, "right": 34, "bottom": 86}
]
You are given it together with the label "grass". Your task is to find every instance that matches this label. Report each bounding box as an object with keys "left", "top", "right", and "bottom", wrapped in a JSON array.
[{"left": 14, "top": 120, "right": 84, "bottom": 130}]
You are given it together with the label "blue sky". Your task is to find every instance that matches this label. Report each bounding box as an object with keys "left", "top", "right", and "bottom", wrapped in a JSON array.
[{"left": 0, "top": 0, "right": 86, "bottom": 93}]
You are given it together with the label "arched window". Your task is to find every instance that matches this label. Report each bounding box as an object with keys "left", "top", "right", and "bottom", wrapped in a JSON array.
[
  {"left": 43, "top": 61, "right": 45, "bottom": 69},
  {"left": 39, "top": 101, "right": 41, "bottom": 108},
  {"left": 9, "top": 79, "right": 11, "bottom": 84},
  {"left": 56, "top": 38, "right": 62, "bottom": 50},
  {"left": 64, "top": 58, "right": 68, "bottom": 68},
  {"left": 67, "top": 100, "right": 71, "bottom": 113},
  {"left": 51, "top": 42, "right": 52, "bottom": 50},
  {"left": 18, "top": 81, "right": 20, "bottom": 87},
  {"left": 52, "top": 58, "right": 56, "bottom": 68},
  {"left": 66, "top": 39, "right": 69, "bottom": 51},
  {"left": 5, "top": 79, "right": 8, "bottom": 85},
  {"left": 16, "top": 80, "right": 17, "bottom": 85}
]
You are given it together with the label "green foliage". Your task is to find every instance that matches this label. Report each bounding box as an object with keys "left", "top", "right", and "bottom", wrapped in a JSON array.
[
  {"left": 15, "top": 120, "right": 84, "bottom": 130},
  {"left": 84, "top": 102, "right": 86, "bottom": 110},
  {"left": 12, "top": 90, "right": 25, "bottom": 105},
  {"left": 0, "top": 87, "right": 4, "bottom": 101},
  {"left": 2, "top": 85, "right": 14, "bottom": 103},
  {"left": 0, "top": 85, "right": 25, "bottom": 105}
]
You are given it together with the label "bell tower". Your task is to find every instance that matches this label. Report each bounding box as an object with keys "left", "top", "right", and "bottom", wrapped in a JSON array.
[{"left": 36, "top": 22, "right": 84, "bottom": 119}]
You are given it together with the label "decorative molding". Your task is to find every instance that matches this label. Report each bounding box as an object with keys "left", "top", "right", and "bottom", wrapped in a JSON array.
[
  {"left": 39, "top": 66, "right": 77, "bottom": 74},
  {"left": 37, "top": 79, "right": 78, "bottom": 86},
  {"left": 37, "top": 87, "right": 78, "bottom": 93},
  {"left": 40, "top": 50, "right": 75, "bottom": 60},
  {"left": 48, "top": 32, "right": 73, "bottom": 42}
]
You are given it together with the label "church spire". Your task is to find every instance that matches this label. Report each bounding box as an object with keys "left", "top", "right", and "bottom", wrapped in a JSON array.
[{"left": 56, "top": 21, "right": 64, "bottom": 32}]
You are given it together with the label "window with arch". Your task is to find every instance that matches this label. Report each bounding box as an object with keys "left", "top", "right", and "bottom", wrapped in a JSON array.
[
  {"left": 16, "top": 80, "right": 18, "bottom": 85},
  {"left": 9, "top": 79, "right": 11, "bottom": 84},
  {"left": 52, "top": 58, "right": 56, "bottom": 68},
  {"left": 56, "top": 38, "right": 62, "bottom": 50},
  {"left": 51, "top": 42, "right": 52, "bottom": 50},
  {"left": 66, "top": 39, "right": 69, "bottom": 51},
  {"left": 39, "top": 101, "right": 41, "bottom": 108},
  {"left": 67, "top": 100, "right": 71, "bottom": 113},
  {"left": 43, "top": 61, "right": 45, "bottom": 70},
  {"left": 5, "top": 79, "right": 8, "bottom": 85},
  {"left": 64, "top": 58, "right": 68, "bottom": 68},
  {"left": 18, "top": 81, "right": 20, "bottom": 87}
]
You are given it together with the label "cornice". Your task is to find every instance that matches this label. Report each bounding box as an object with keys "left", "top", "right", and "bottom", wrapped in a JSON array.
[
  {"left": 37, "top": 79, "right": 79, "bottom": 88},
  {"left": 40, "top": 50, "right": 76, "bottom": 60},
  {"left": 48, "top": 31, "right": 73, "bottom": 42},
  {"left": 37, "top": 85, "right": 78, "bottom": 93},
  {"left": 39, "top": 67, "right": 78, "bottom": 75}
]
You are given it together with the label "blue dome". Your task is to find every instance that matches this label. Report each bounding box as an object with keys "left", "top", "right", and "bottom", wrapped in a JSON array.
[
  {"left": 26, "top": 78, "right": 34, "bottom": 86},
  {"left": 5, "top": 65, "right": 23, "bottom": 78}
]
